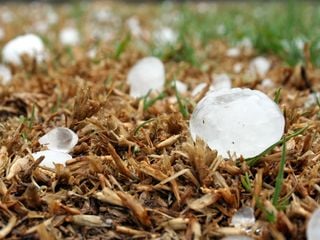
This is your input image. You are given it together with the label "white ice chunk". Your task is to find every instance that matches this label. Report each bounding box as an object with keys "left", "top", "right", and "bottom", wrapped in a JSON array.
[
  {"left": 231, "top": 206, "right": 255, "bottom": 228},
  {"left": 154, "top": 27, "right": 177, "bottom": 45},
  {"left": 304, "top": 92, "right": 320, "bottom": 108},
  {"left": 173, "top": 80, "right": 188, "bottom": 94},
  {"left": 261, "top": 78, "right": 274, "bottom": 88},
  {"left": 249, "top": 57, "right": 271, "bottom": 77},
  {"left": 0, "top": 64, "right": 12, "bottom": 84},
  {"left": 39, "top": 127, "right": 78, "bottom": 153},
  {"left": 127, "top": 57, "right": 165, "bottom": 98},
  {"left": 307, "top": 208, "right": 320, "bottom": 240},
  {"left": 212, "top": 73, "right": 232, "bottom": 90},
  {"left": 191, "top": 82, "right": 214, "bottom": 97},
  {"left": 226, "top": 47, "right": 240, "bottom": 58},
  {"left": 2, "top": 34, "right": 46, "bottom": 65},
  {"left": 233, "top": 63, "right": 243, "bottom": 73},
  {"left": 59, "top": 27, "right": 80, "bottom": 46},
  {"left": 0, "top": 27, "right": 5, "bottom": 40},
  {"left": 32, "top": 150, "right": 72, "bottom": 168},
  {"left": 189, "top": 88, "right": 285, "bottom": 158},
  {"left": 127, "top": 17, "right": 142, "bottom": 37}
]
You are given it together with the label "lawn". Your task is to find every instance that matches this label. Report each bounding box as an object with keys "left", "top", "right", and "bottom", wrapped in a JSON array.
[{"left": 0, "top": 1, "right": 319, "bottom": 239}]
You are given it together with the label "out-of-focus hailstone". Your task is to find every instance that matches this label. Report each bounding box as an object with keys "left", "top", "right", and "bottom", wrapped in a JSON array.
[
  {"left": 249, "top": 57, "right": 271, "bottom": 77},
  {"left": 189, "top": 88, "right": 285, "bottom": 158},
  {"left": 212, "top": 73, "right": 232, "bottom": 90},
  {"left": 231, "top": 206, "right": 255, "bottom": 228},
  {"left": 307, "top": 208, "right": 320, "bottom": 240},
  {"left": 226, "top": 47, "right": 240, "bottom": 58},
  {"left": 59, "top": 27, "right": 80, "bottom": 46},
  {"left": 39, "top": 127, "right": 78, "bottom": 153},
  {"left": 191, "top": 82, "right": 213, "bottom": 97},
  {"left": 2, "top": 34, "right": 46, "bottom": 65},
  {"left": 233, "top": 63, "right": 243, "bottom": 73},
  {"left": 0, "top": 64, "right": 12, "bottom": 84},
  {"left": 261, "top": 78, "right": 274, "bottom": 88},
  {"left": 32, "top": 150, "right": 72, "bottom": 168},
  {"left": 127, "top": 57, "right": 165, "bottom": 98},
  {"left": 304, "top": 92, "right": 320, "bottom": 108},
  {"left": 174, "top": 80, "right": 188, "bottom": 94},
  {"left": 154, "top": 27, "right": 177, "bottom": 45},
  {"left": 127, "top": 17, "right": 142, "bottom": 37}
]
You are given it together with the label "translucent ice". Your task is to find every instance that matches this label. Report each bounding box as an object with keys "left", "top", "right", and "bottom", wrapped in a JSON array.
[
  {"left": 249, "top": 57, "right": 271, "bottom": 77},
  {"left": 0, "top": 64, "right": 12, "bottom": 84},
  {"left": 154, "top": 27, "right": 177, "bottom": 45},
  {"left": 189, "top": 88, "right": 285, "bottom": 158},
  {"left": 173, "top": 80, "right": 188, "bottom": 94},
  {"left": 307, "top": 208, "right": 320, "bottom": 240},
  {"left": 226, "top": 47, "right": 240, "bottom": 58},
  {"left": 32, "top": 150, "right": 72, "bottom": 168},
  {"left": 59, "top": 27, "right": 80, "bottom": 46},
  {"left": 231, "top": 206, "right": 255, "bottom": 228},
  {"left": 127, "top": 57, "right": 165, "bottom": 98},
  {"left": 2, "top": 34, "right": 46, "bottom": 65},
  {"left": 212, "top": 73, "right": 232, "bottom": 90},
  {"left": 39, "top": 127, "right": 78, "bottom": 153}
]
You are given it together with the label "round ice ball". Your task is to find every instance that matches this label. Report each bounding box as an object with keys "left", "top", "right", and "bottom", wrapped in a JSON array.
[
  {"left": 127, "top": 56, "right": 165, "bottom": 98},
  {"left": 189, "top": 88, "right": 285, "bottom": 158},
  {"left": 2, "top": 34, "right": 46, "bottom": 65},
  {"left": 39, "top": 127, "right": 78, "bottom": 153},
  {"left": 59, "top": 27, "right": 80, "bottom": 46}
]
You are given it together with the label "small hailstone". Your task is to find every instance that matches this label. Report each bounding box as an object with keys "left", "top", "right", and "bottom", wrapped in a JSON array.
[
  {"left": 231, "top": 206, "right": 255, "bottom": 228},
  {"left": 0, "top": 64, "right": 12, "bottom": 84},
  {"left": 0, "top": 27, "right": 5, "bottom": 40},
  {"left": 238, "top": 38, "right": 253, "bottom": 50},
  {"left": 212, "top": 73, "right": 232, "bottom": 90},
  {"left": 59, "top": 27, "right": 80, "bottom": 46},
  {"left": 307, "top": 208, "right": 320, "bottom": 240},
  {"left": 173, "top": 80, "right": 188, "bottom": 94},
  {"left": 305, "top": 92, "right": 320, "bottom": 108},
  {"left": 2, "top": 34, "right": 46, "bottom": 65},
  {"left": 127, "top": 17, "right": 142, "bottom": 37},
  {"left": 226, "top": 47, "right": 240, "bottom": 58},
  {"left": 127, "top": 57, "right": 165, "bottom": 98},
  {"left": 249, "top": 57, "right": 271, "bottom": 77},
  {"left": 216, "top": 24, "right": 226, "bottom": 35},
  {"left": 87, "top": 48, "right": 97, "bottom": 59},
  {"left": 189, "top": 88, "right": 285, "bottom": 158},
  {"left": 32, "top": 150, "right": 72, "bottom": 168},
  {"left": 261, "top": 78, "right": 274, "bottom": 88},
  {"left": 233, "top": 63, "right": 243, "bottom": 73},
  {"left": 154, "top": 27, "right": 177, "bottom": 45},
  {"left": 191, "top": 82, "right": 213, "bottom": 97},
  {"left": 39, "top": 127, "right": 78, "bottom": 153}
]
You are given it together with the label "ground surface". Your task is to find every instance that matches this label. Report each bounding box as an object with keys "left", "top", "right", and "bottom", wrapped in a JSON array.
[{"left": 0, "top": 1, "right": 319, "bottom": 240}]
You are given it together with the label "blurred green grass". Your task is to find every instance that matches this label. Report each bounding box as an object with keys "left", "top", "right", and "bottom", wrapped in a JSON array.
[{"left": 151, "top": 1, "right": 320, "bottom": 67}]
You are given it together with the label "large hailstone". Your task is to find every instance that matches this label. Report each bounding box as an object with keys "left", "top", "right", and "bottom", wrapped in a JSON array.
[
  {"left": 127, "top": 57, "right": 165, "bottom": 98},
  {"left": 39, "top": 127, "right": 78, "bottom": 153},
  {"left": 307, "top": 208, "right": 320, "bottom": 240},
  {"left": 2, "top": 34, "right": 46, "bottom": 65},
  {"left": 189, "top": 88, "right": 285, "bottom": 158}
]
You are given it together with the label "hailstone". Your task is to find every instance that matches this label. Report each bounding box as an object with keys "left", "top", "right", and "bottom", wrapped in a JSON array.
[
  {"left": 2, "top": 34, "right": 46, "bottom": 65},
  {"left": 32, "top": 150, "right": 72, "bottom": 168},
  {"left": 0, "top": 64, "right": 12, "bottom": 84},
  {"left": 249, "top": 57, "right": 271, "bottom": 77},
  {"left": 231, "top": 206, "right": 255, "bottom": 228},
  {"left": 307, "top": 208, "right": 320, "bottom": 240},
  {"left": 59, "top": 27, "right": 80, "bottom": 46},
  {"left": 189, "top": 88, "right": 285, "bottom": 158},
  {"left": 39, "top": 127, "right": 78, "bottom": 153},
  {"left": 127, "top": 56, "right": 165, "bottom": 98}
]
